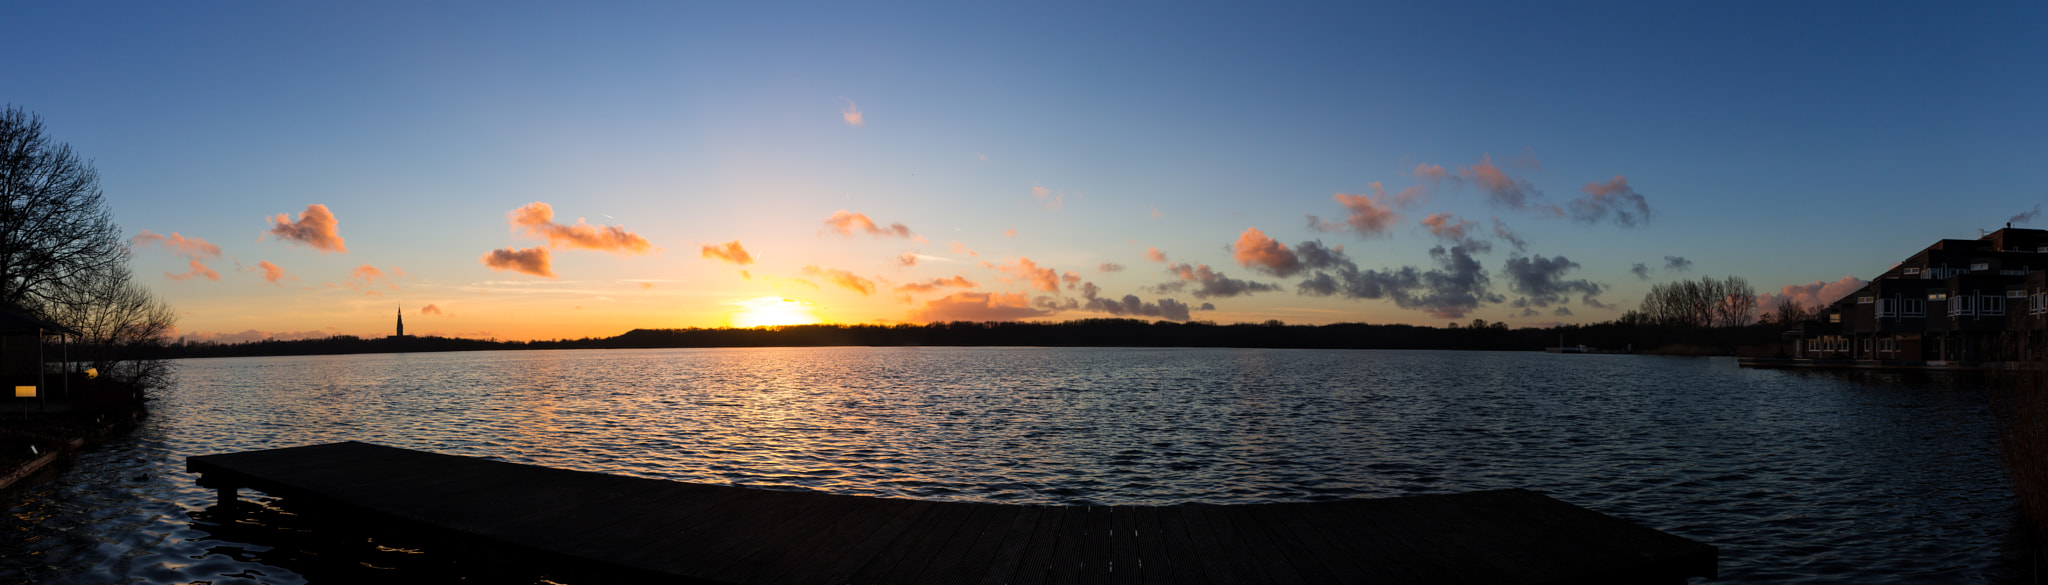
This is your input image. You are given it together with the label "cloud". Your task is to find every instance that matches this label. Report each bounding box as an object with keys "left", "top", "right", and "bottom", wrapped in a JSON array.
[
  {"left": 950, "top": 241, "right": 978, "bottom": 257},
  {"left": 1098, "top": 262, "right": 1125, "bottom": 273},
  {"left": 699, "top": 240, "right": 754, "bottom": 265},
  {"left": 896, "top": 275, "right": 977, "bottom": 293},
  {"left": 421, "top": 304, "right": 444, "bottom": 315},
  {"left": 911, "top": 291, "right": 1049, "bottom": 322},
  {"left": 1308, "top": 186, "right": 1400, "bottom": 237},
  {"left": 166, "top": 259, "right": 221, "bottom": 281},
  {"left": 1150, "top": 206, "right": 1163, "bottom": 218},
  {"left": 1756, "top": 276, "right": 1869, "bottom": 311},
  {"left": 841, "top": 98, "right": 864, "bottom": 127},
  {"left": 1296, "top": 244, "right": 1503, "bottom": 319},
  {"left": 898, "top": 252, "right": 919, "bottom": 266},
  {"left": 132, "top": 230, "right": 221, "bottom": 259},
  {"left": 1032, "top": 186, "right": 1065, "bottom": 211},
  {"left": 257, "top": 260, "right": 289, "bottom": 284},
  {"left": 1555, "top": 306, "right": 1575, "bottom": 316},
  {"left": 1233, "top": 227, "right": 1306, "bottom": 277},
  {"left": 696, "top": 240, "right": 753, "bottom": 265},
  {"left": 1146, "top": 247, "right": 1168, "bottom": 263},
  {"left": 1461, "top": 154, "right": 1561, "bottom": 217},
  {"left": 265, "top": 204, "right": 348, "bottom": 253},
  {"left": 1414, "top": 163, "right": 1450, "bottom": 182},
  {"left": 341, "top": 264, "right": 403, "bottom": 295},
  {"left": 1571, "top": 176, "right": 1652, "bottom": 227},
  {"left": 1419, "top": 213, "right": 1491, "bottom": 252},
  {"left": 482, "top": 247, "right": 554, "bottom": 278},
  {"left": 1631, "top": 263, "right": 1652, "bottom": 280},
  {"left": 1474, "top": 220, "right": 1520, "bottom": 256},
  {"left": 510, "top": 202, "right": 654, "bottom": 254},
  {"left": 802, "top": 265, "right": 876, "bottom": 295},
  {"left": 1078, "top": 282, "right": 1195, "bottom": 321},
  {"left": 2013, "top": 204, "right": 2042, "bottom": 225},
  {"left": 992, "top": 257, "right": 1062, "bottom": 291},
  {"left": 1502, "top": 255, "right": 1605, "bottom": 309},
  {"left": 1004, "top": 228, "right": 1018, "bottom": 239},
  {"left": 1161, "top": 262, "right": 1280, "bottom": 299},
  {"left": 823, "top": 210, "right": 914, "bottom": 239},
  {"left": 1664, "top": 255, "right": 1693, "bottom": 271}
]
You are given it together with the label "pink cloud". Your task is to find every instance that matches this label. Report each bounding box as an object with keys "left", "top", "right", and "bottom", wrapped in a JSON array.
[
  {"left": 994, "top": 257, "right": 1062, "bottom": 291},
  {"left": 1004, "top": 228, "right": 1018, "bottom": 239},
  {"left": 1309, "top": 188, "right": 1400, "bottom": 237},
  {"left": 132, "top": 230, "right": 222, "bottom": 259},
  {"left": 1146, "top": 247, "right": 1168, "bottom": 263},
  {"left": 1460, "top": 154, "right": 1562, "bottom": 217},
  {"left": 1421, "top": 213, "right": 1476, "bottom": 241},
  {"left": 700, "top": 240, "right": 754, "bottom": 265},
  {"left": 950, "top": 241, "right": 978, "bottom": 257},
  {"left": 842, "top": 98, "right": 865, "bottom": 127},
  {"left": 1756, "top": 276, "right": 1870, "bottom": 311},
  {"left": 265, "top": 204, "right": 348, "bottom": 253},
  {"left": 1571, "top": 175, "right": 1652, "bottom": 227},
  {"left": 1062, "top": 271, "right": 1082, "bottom": 289},
  {"left": 340, "top": 264, "right": 403, "bottom": 295},
  {"left": 421, "top": 304, "right": 444, "bottom": 315},
  {"left": 256, "top": 260, "right": 289, "bottom": 284},
  {"left": 896, "top": 275, "right": 977, "bottom": 293},
  {"left": 803, "top": 265, "right": 877, "bottom": 295},
  {"left": 1415, "top": 163, "right": 1449, "bottom": 182},
  {"left": 1233, "top": 227, "right": 1302, "bottom": 277},
  {"left": 509, "top": 202, "right": 654, "bottom": 254},
  {"left": 482, "top": 247, "right": 554, "bottom": 278},
  {"left": 1032, "top": 186, "right": 1065, "bottom": 210},
  {"left": 166, "top": 259, "right": 221, "bottom": 282},
  {"left": 823, "top": 210, "right": 914, "bottom": 239},
  {"left": 910, "top": 291, "right": 1049, "bottom": 323}
]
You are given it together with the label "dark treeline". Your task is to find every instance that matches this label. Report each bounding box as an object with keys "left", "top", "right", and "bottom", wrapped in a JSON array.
[{"left": 163, "top": 317, "right": 1789, "bottom": 359}]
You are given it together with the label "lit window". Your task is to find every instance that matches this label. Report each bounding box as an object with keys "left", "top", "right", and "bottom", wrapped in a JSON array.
[
  {"left": 1905, "top": 267, "right": 1922, "bottom": 275},
  {"left": 2011, "top": 290, "right": 2028, "bottom": 298},
  {"left": 1973, "top": 263, "right": 1991, "bottom": 271},
  {"left": 1929, "top": 292, "right": 1949, "bottom": 301},
  {"left": 1829, "top": 314, "right": 1840, "bottom": 323},
  {"left": 1858, "top": 296, "right": 1874, "bottom": 304}
]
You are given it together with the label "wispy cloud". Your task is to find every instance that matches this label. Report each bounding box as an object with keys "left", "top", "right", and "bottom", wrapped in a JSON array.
[
  {"left": 842, "top": 98, "right": 865, "bottom": 127},
  {"left": 700, "top": 240, "right": 754, "bottom": 265},
  {"left": 1233, "top": 227, "right": 1306, "bottom": 278},
  {"left": 823, "top": 210, "right": 915, "bottom": 239},
  {"left": 256, "top": 260, "right": 290, "bottom": 284},
  {"left": 911, "top": 291, "right": 1048, "bottom": 322},
  {"left": 1032, "top": 186, "right": 1065, "bottom": 211},
  {"left": 802, "top": 265, "right": 877, "bottom": 295},
  {"left": 2014, "top": 204, "right": 2042, "bottom": 225},
  {"left": 1503, "top": 254, "right": 1606, "bottom": 310},
  {"left": 1461, "top": 154, "right": 1562, "bottom": 217},
  {"left": 1308, "top": 187, "right": 1400, "bottom": 237},
  {"left": 133, "top": 230, "right": 222, "bottom": 259},
  {"left": 949, "top": 241, "right": 978, "bottom": 257},
  {"left": 1756, "top": 276, "right": 1868, "bottom": 311},
  {"left": 895, "top": 275, "right": 977, "bottom": 293},
  {"left": 421, "top": 304, "right": 444, "bottom": 315},
  {"left": 510, "top": 202, "right": 655, "bottom": 254},
  {"left": 265, "top": 204, "right": 348, "bottom": 253},
  {"left": 1571, "top": 176, "right": 1652, "bottom": 227},
  {"left": 991, "top": 257, "right": 1062, "bottom": 292},
  {"left": 1296, "top": 243, "right": 1503, "bottom": 319},
  {"left": 1098, "top": 262, "right": 1125, "bottom": 273},
  {"left": 1146, "top": 247, "right": 1168, "bottom": 263},
  {"left": 166, "top": 259, "right": 221, "bottom": 281},
  {"left": 482, "top": 247, "right": 554, "bottom": 278},
  {"left": 1158, "top": 262, "right": 1279, "bottom": 299}
]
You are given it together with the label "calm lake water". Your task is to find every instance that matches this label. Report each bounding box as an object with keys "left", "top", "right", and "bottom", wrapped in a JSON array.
[{"left": 0, "top": 347, "right": 2031, "bottom": 583}]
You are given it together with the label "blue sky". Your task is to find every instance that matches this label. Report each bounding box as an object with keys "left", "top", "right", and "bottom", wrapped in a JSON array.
[{"left": 5, "top": 2, "right": 2044, "bottom": 340}]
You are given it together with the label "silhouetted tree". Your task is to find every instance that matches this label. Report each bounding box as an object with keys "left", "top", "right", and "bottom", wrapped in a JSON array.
[{"left": 0, "top": 105, "right": 126, "bottom": 313}]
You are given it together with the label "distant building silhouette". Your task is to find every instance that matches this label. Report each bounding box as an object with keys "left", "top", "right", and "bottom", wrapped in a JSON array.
[
  {"left": 389, "top": 306, "right": 411, "bottom": 340},
  {"left": 1793, "top": 224, "right": 2048, "bottom": 363}
]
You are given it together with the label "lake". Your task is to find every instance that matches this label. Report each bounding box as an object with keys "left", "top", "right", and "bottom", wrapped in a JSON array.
[{"left": 0, "top": 347, "right": 2030, "bottom": 583}]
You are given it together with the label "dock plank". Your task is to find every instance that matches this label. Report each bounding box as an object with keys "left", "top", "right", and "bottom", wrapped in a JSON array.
[{"left": 187, "top": 442, "right": 1718, "bottom": 585}]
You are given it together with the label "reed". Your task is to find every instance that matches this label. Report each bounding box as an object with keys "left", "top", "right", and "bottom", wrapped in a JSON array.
[{"left": 1991, "top": 368, "right": 2048, "bottom": 562}]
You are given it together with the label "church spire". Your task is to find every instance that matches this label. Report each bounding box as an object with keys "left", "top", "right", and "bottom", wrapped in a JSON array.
[{"left": 396, "top": 305, "right": 404, "bottom": 338}]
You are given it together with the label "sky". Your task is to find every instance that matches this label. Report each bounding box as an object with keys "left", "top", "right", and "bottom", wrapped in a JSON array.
[{"left": 4, "top": 2, "right": 2045, "bottom": 341}]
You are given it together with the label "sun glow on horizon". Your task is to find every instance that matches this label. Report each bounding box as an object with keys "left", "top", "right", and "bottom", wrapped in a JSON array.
[{"left": 729, "top": 296, "right": 824, "bottom": 328}]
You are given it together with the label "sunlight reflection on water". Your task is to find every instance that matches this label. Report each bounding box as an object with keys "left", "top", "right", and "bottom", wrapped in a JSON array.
[{"left": 0, "top": 347, "right": 2029, "bottom": 584}]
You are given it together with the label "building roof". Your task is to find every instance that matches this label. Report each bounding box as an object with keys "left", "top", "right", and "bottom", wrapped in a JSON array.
[{"left": 0, "top": 308, "right": 79, "bottom": 336}]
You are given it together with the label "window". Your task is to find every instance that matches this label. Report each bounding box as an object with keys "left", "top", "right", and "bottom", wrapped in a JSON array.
[
  {"left": 1858, "top": 295, "right": 1874, "bottom": 304},
  {"left": 1929, "top": 292, "right": 1949, "bottom": 301},
  {"left": 1983, "top": 295, "right": 2005, "bottom": 315},
  {"left": 1904, "top": 299, "right": 1925, "bottom": 316},
  {"left": 1972, "top": 262, "right": 1991, "bottom": 271},
  {"left": 2011, "top": 290, "right": 2028, "bottom": 298},
  {"left": 2038, "top": 246, "right": 2047, "bottom": 253},
  {"left": 1905, "top": 267, "right": 1922, "bottom": 275},
  {"left": 1878, "top": 299, "right": 1895, "bottom": 317},
  {"left": 1953, "top": 295, "right": 1976, "bottom": 316},
  {"left": 1829, "top": 313, "right": 1840, "bottom": 323}
]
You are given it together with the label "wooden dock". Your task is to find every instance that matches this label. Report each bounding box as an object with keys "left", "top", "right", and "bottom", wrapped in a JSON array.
[{"left": 188, "top": 442, "right": 1716, "bottom": 584}]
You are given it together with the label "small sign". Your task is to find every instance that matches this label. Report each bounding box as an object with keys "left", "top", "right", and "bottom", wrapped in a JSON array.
[{"left": 14, "top": 386, "right": 35, "bottom": 398}]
